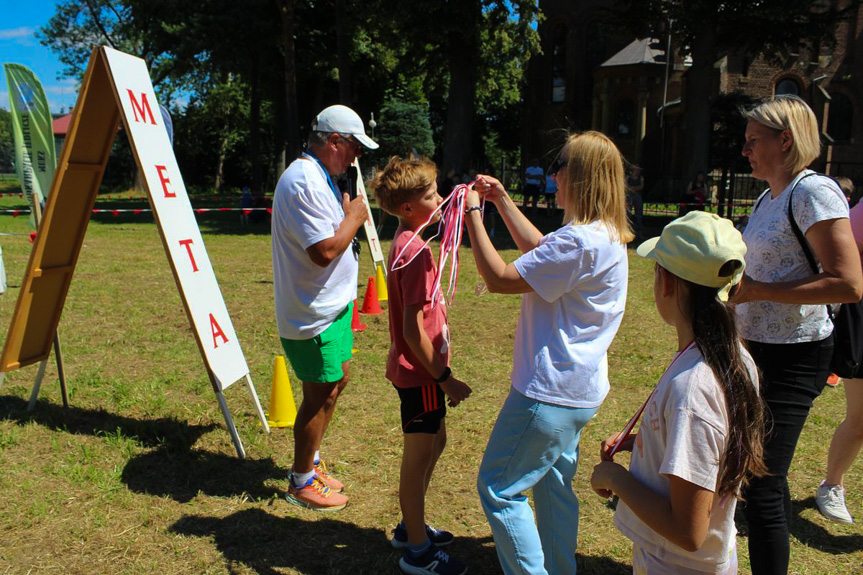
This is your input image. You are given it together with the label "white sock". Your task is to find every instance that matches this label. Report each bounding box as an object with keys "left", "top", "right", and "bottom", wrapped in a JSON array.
[
  {"left": 314, "top": 450, "right": 321, "bottom": 465},
  {"left": 291, "top": 469, "right": 315, "bottom": 487}
]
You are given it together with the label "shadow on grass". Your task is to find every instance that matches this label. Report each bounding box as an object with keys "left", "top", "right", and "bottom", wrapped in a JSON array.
[
  {"left": 170, "top": 508, "right": 489, "bottom": 574},
  {"left": 789, "top": 496, "right": 863, "bottom": 554},
  {"left": 122, "top": 449, "right": 285, "bottom": 503},
  {"left": 0, "top": 395, "right": 217, "bottom": 451},
  {"left": 171, "top": 507, "right": 630, "bottom": 575}
]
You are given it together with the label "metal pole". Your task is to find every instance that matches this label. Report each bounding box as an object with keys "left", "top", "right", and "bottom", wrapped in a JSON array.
[{"left": 659, "top": 20, "right": 673, "bottom": 181}]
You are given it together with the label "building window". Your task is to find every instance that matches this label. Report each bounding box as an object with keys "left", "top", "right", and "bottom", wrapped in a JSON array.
[
  {"left": 829, "top": 92, "right": 854, "bottom": 143},
  {"left": 617, "top": 99, "right": 635, "bottom": 137},
  {"left": 775, "top": 78, "right": 800, "bottom": 96},
  {"left": 551, "top": 24, "right": 566, "bottom": 103}
]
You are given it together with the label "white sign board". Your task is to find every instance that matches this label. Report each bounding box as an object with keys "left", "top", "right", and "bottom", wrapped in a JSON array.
[
  {"left": 354, "top": 160, "right": 385, "bottom": 269},
  {"left": 103, "top": 48, "right": 249, "bottom": 390}
]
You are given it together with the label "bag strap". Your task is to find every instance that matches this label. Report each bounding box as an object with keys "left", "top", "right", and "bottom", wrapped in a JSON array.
[{"left": 784, "top": 172, "right": 835, "bottom": 320}]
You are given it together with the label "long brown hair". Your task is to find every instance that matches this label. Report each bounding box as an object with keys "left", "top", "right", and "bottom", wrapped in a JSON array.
[
  {"left": 558, "top": 131, "right": 634, "bottom": 243},
  {"left": 684, "top": 273, "right": 767, "bottom": 498}
]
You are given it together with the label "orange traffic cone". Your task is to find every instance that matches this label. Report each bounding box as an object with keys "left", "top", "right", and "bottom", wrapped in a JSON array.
[
  {"left": 267, "top": 356, "right": 297, "bottom": 428},
  {"left": 351, "top": 298, "right": 367, "bottom": 332},
  {"left": 360, "top": 276, "right": 384, "bottom": 315}
]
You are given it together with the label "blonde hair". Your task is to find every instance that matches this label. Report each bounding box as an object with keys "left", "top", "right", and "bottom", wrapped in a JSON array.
[
  {"left": 743, "top": 95, "right": 821, "bottom": 173},
  {"left": 370, "top": 156, "right": 438, "bottom": 215},
  {"left": 558, "top": 131, "right": 634, "bottom": 243}
]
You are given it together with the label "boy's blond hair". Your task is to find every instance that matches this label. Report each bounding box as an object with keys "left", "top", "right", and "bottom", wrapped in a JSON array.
[
  {"left": 559, "top": 131, "right": 634, "bottom": 243},
  {"left": 743, "top": 95, "right": 821, "bottom": 174},
  {"left": 835, "top": 176, "right": 855, "bottom": 202},
  {"left": 370, "top": 156, "right": 438, "bottom": 216}
]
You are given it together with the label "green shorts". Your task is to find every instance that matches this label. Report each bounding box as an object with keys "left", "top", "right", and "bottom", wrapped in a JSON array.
[{"left": 281, "top": 302, "right": 353, "bottom": 383}]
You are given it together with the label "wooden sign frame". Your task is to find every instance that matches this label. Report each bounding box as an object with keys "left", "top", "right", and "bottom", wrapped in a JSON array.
[{"left": 0, "top": 46, "right": 268, "bottom": 458}]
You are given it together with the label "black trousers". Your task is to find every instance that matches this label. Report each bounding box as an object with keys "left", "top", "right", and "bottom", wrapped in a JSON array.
[{"left": 742, "top": 335, "right": 833, "bottom": 574}]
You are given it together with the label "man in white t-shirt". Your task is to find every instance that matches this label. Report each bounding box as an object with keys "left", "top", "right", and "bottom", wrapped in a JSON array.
[{"left": 272, "top": 105, "right": 377, "bottom": 511}]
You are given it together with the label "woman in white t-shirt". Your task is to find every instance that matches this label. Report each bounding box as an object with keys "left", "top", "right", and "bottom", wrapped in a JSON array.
[
  {"left": 731, "top": 95, "right": 863, "bottom": 574},
  {"left": 591, "top": 212, "right": 767, "bottom": 574},
  {"left": 463, "top": 131, "right": 632, "bottom": 575}
]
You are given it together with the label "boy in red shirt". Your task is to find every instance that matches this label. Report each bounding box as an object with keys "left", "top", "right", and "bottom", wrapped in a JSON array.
[{"left": 371, "top": 156, "right": 472, "bottom": 575}]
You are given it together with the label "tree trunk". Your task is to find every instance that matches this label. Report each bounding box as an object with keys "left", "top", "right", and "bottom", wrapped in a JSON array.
[
  {"left": 441, "top": 0, "right": 480, "bottom": 176},
  {"left": 249, "top": 54, "right": 263, "bottom": 194},
  {"left": 276, "top": 0, "right": 302, "bottom": 162},
  {"left": 682, "top": 21, "right": 717, "bottom": 190},
  {"left": 336, "top": 0, "right": 352, "bottom": 106}
]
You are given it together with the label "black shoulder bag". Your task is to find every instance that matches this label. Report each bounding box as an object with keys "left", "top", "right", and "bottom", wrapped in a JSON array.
[{"left": 753, "top": 174, "right": 863, "bottom": 378}]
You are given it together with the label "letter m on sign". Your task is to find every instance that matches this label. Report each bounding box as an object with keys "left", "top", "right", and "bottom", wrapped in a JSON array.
[{"left": 127, "top": 89, "right": 156, "bottom": 124}]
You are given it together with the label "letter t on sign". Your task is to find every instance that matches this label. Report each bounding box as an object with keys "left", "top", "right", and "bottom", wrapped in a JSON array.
[{"left": 179, "top": 239, "right": 199, "bottom": 272}]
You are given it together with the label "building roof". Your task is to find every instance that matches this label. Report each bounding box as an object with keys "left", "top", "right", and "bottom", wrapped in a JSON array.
[
  {"left": 52, "top": 114, "right": 71, "bottom": 136},
  {"left": 601, "top": 38, "right": 664, "bottom": 67}
]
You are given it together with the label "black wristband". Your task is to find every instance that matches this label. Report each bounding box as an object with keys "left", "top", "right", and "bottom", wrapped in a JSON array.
[
  {"left": 465, "top": 206, "right": 482, "bottom": 215},
  {"left": 434, "top": 366, "right": 452, "bottom": 383}
]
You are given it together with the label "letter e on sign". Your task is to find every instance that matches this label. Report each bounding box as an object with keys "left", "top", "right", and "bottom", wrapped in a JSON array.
[
  {"left": 127, "top": 89, "right": 157, "bottom": 124},
  {"left": 210, "top": 313, "right": 229, "bottom": 349},
  {"left": 155, "top": 165, "right": 176, "bottom": 198}
]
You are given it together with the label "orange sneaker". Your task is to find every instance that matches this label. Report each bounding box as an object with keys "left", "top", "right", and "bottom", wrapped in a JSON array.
[
  {"left": 826, "top": 373, "right": 840, "bottom": 387},
  {"left": 315, "top": 459, "right": 344, "bottom": 492},
  {"left": 286, "top": 476, "right": 348, "bottom": 511}
]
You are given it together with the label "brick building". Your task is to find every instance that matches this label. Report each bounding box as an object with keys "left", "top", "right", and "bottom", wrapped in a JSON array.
[{"left": 524, "top": 1, "right": 863, "bottom": 200}]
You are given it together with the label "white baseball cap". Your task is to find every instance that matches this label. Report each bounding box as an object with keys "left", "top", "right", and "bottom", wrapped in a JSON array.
[{"left": 312, "top": 105, "right": 379, "bottom": 149}]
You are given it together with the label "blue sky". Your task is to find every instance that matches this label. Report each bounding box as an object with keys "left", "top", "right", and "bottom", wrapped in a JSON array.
[{"left": 1, "top": 0, "right": 78, "bottom": 113}]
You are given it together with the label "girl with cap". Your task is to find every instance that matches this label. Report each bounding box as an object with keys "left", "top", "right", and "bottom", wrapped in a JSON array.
[{"left": 591, "top": 211, "right": 767, "bottom": 574}]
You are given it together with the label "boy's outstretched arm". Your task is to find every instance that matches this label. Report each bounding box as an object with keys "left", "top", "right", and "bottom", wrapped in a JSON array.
[{"left": 402, "top": 303, "right": 471, "bottom": 406}]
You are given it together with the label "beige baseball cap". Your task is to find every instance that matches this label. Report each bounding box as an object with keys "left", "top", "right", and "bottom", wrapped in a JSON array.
[
  {"left": 312, "top": 105, "right": 379, "bottom": 149},
  {"left": 636, "top": 211, "right": 746, "bottom": 301}
]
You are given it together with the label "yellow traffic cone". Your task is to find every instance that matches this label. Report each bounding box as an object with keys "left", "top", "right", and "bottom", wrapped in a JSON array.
[
  {"left": 375, "top": 262, "right": 388, "bottom": 303},
  {"left": 267, "top": 356, "right": 297, "bottom": 428}
]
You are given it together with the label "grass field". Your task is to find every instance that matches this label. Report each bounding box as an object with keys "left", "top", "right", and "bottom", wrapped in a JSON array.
[{"left": 0, "top": 183, "right": 860, "bottom": 574}]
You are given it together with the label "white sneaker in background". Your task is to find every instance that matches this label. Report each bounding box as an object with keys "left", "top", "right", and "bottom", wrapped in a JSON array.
[{"left": 816, "top": 482, "right": 854, "bottom": 524}]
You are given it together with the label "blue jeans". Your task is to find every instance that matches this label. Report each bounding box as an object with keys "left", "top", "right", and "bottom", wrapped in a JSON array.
[{"left": 477, "top": 388, "right": 599, "bottom": 575}]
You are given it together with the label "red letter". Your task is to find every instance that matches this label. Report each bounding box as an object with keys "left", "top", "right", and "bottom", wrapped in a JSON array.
[
  {"left": 210, "top": 314, "right": 229, "bottom": 349},
  {"left": 179, "top": 239, "right": 199, "bottom": 272},
  {"left": 127, "top": 90, "right": 157, "bottom": 124},
  {"left": 155, "top": 165, "right": 176, "bottom": 198}
]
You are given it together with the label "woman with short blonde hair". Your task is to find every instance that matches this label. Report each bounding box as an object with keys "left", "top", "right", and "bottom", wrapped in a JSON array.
[
  {"left": 734, "top": 95, "right": 863, "bottom": 574},
  {"left": 462, "top": 131, "right": 632, "bottom": 574}
]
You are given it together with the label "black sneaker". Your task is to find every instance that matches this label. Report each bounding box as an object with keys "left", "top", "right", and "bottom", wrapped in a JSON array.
[
  {"left": 398, "top": 544, "right": 467, "bottom": 575},
  {"left": 391, "top": 523, "right": 454, "bottom": 549}
]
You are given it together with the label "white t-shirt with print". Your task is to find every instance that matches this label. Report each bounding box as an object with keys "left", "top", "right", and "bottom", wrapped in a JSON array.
[
  {"left": 511, "top": 222, "right": 628, "bottom": 408},
  {"left": 737, "top": 170, "right": 848, "bottom": 344},
  {"left": 272, "top": 157, "right": 358, "bottom": 340},
  {"left": 614, "top": 344, "right": 758, "bottom": 573}
]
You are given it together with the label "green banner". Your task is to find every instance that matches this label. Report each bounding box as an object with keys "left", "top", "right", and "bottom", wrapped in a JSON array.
[{"left": 4, "top": 63, "right": 56, "bottom": 225}]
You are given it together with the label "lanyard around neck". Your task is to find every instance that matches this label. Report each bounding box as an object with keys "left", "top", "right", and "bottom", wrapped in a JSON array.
[
  {"left": 302, "top": 151, "right": 343, "bottom": 208},
  {"left": 608, "top": 340, "right": 697, "bottom": 458}
]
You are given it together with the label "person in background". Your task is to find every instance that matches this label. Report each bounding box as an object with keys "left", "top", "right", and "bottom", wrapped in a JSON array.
[
  {"left": 816, "top": 176, "right": 863, "bottom": 524},
  {"left": 240, "top": 187, "right": 253, "bottom": 225},
  {"left": 732, "top": 95, "right": 863, "bottom": 573},
  {"left": 522, "top": 159, "right": 544, "bottom": 215},
  {"left": 544, "top": 160, "right": 559, "bottom": 216},
  {"left": 272, "top": 104, "right": 376, "bottom": 511},
  {"left": 626, "top": 165, "right": 645, "bottom": 239},
  {"left": 682, "top": 170, "right": 707, "bottom": 215},
  {"left": 464, "top": 131, "right": 632, "bottom": 574}
]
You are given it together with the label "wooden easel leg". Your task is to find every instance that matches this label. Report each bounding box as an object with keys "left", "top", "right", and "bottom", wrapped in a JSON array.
[
  {"left": 216, "top": 389, "right": 246, "bottom": 459},
  {"left": 27, "top": 359, "right": 49, "bottom": 412},
  {"left": 245, "top": 374, "right": 271, "bottom": 434},
  {"left": 53, "top": 332, "right": 69, "bottom": 408}
]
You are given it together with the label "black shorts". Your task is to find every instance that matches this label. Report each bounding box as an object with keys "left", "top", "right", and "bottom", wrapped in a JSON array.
[{"left": 395, "top": 384, "right": 446, "bottom": 434}]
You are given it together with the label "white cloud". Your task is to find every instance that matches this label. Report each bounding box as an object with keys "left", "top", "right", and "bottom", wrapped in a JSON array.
[{"left": 0, "top": 27, "right": 36, "bottom": 42}]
